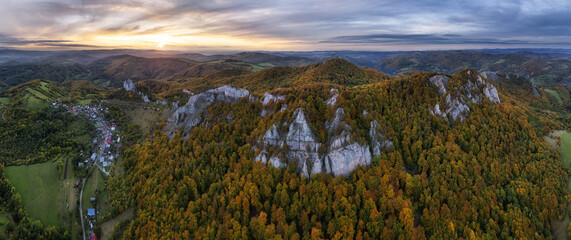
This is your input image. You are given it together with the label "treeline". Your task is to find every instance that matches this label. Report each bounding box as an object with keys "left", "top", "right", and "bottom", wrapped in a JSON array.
[{"left": 117, "top": 72, "right": 568, "bottom": 239}]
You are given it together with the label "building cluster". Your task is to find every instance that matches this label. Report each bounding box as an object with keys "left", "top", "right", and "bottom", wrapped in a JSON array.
[{"left": 51, "top": 102, "right": 119, "bottom": 175}]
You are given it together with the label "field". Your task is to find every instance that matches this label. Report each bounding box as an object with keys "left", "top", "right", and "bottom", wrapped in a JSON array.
[
  {"left": 82, "top": 170, "right": 110, "bottom": 222},
  {"left": 78, "top": 99, "right": 92, "bottom": 105},
  {"left": 550, "top": 131, "right": 571, "bottom": 240},
  {"left": 0, "top": 97, "right": 9, "bottom": 104},
  {"left": 544, "top": 88, "right": 563, "bottom": 104},
  {"left": 561, "top": 131, "right": 571, "bottom": 175},
  {"left": 100, "top": 208, "right": 134, "bottom": 240},
  {"left": 5, "top": 157, "right": 82, "bottom": 238},
  {"left": 22, "top": 93, "right": 49, "bottom": 111},
  {"left": 5, "top": 161, "right": 61, "bottom": 226}
]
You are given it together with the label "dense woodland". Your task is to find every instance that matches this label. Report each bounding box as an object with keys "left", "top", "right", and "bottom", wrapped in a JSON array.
[
  {"left": 117, "top": 71, "right": 570, "bottom": 239},
  {"left": 0, "top": 107, "right": 94, "bottom": 165}
]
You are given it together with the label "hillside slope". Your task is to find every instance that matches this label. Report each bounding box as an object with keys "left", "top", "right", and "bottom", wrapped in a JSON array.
[{"left": 119, "top": 66, "right": 569, "bottom": 239}]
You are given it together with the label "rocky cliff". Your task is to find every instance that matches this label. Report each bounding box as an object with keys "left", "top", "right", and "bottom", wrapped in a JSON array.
[
  {"left": 429, "top": 70, "right": 501, "bottom": 121},
  {"left": 123, "top": 79, "right": 150, "bottom": 102},
  {"left": 256, "top": 107, "right": 392, "bottom": 177},
  {"left": 167, "top": 85, "right": 250, "bottom": 135}
]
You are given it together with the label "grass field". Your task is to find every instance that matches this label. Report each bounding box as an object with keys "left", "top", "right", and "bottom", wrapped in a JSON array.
[
  {"left": 5, "top": 157, "right": 81, "bottom": 236},
  {"left": 83, "top": 170, "right": 110, "bottom": 222},
  {"left": 100, "top": 208, "right": 134, "bottom": 240},
  {"left": 27, "top": 88, "right": 49, "bottom": 100},
  {"left": 78, "top": 99, "right": 92, "bottom": 105},
  {"left": 544, "top": 88, "right": 563, "bottom": 104},
  {"left": 561, "top": 131, "right": 571, "bottom": 171},
  {"left": 550, "top": 131, "right": 571, "bottom": 240},
  {"left": 5, "top": 161, "right": 60, "bottom": 226},
  {"left": 0, "top": 97, "right": 9, "bottom": 104},
  {"left": 22, "top": 93, "right": 49, "bottom": 111}
]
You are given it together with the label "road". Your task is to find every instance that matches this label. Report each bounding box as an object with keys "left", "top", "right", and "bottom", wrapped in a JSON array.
[
  {"left": 79, "top": 178, "right": 87, "bottom": 240},
  {"left": 1, "top": 104, "right": 5, "bottom": 120},
  {"left": 94, "top": 117, "right": 111, "bottom": 176}
]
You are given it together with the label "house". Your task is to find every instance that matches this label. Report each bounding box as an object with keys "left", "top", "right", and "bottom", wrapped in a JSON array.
[
  {"left": 87, "top": 208, "right": 95, "bottom": 218},
  {"left": 90, "top": 197, "right": 96, "bottom": 202},
  {"left": 91, "top": 233, "right": 97, "bottom": 240},
  {"left": 90, "top": 153, "right": 97, "bottom": 161}
]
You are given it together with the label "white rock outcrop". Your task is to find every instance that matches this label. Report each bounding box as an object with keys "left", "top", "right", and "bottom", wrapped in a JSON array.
[
  {"left": 481, "top": 71, "right": 501, "bottom": 82},
  {"left": 262, "top": 92, "right": 285, "bottom": 106},
  {"left": 285, "top": 109, "right": 322, "bottom": 176},
  {"left": 322, "top": 108, "right": 371, "bottom": 176},
  {"left": 326, "top": 89, "right": 339, "bottom": 107},
  {"left": 167, "top": 85, "right": 250, "bottom": 133},
  {"left": 429, "top": 75, "right": 449, "bottom": 95},
  {"left": 369, "top": 120, "right": 393, "bottom": 156},
  {"left": 429, "top": 71, "right": 501, "bottom": 122},
  {"left": 445, "top": 94, "right": 470, "bottom": 122},
  {"left": 256, "top": 107, "right": 392, "bottom": 177},
  {"left": 483, "top": 82, "right": 500, "bottom": 103},
  {"left": 123, "top": 79, "right": 136, "bottom": 91}
]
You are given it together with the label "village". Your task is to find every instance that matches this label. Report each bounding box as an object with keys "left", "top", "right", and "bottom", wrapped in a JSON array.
[{"left": 51, "top": 101, "right": 120, "bottom": 240}]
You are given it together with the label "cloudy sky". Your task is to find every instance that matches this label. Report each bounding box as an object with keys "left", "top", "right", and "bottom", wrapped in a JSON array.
[{"left": 0, "top": 0, "right": 570, "bottom": 51}]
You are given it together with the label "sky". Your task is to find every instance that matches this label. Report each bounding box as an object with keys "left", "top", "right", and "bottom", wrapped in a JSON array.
[{"left": 0, "top": 0, "right": 570, "bottom": 51}]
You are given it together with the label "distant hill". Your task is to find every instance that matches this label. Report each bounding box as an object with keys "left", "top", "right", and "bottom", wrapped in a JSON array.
[
  {"left": 376, "top": 51, "right": 571, "bottom": 84},
  {"left": 0, "top": 60, "right": 92, "bottom": 89},
  {"left": 87, "top": 55, "right": 198, "bottom": 87},
  {"left": 177, "top": 51, "right": 315, "bottom": 66}
]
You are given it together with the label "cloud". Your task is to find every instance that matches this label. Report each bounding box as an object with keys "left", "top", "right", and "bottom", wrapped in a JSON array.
[
  {"left": 0, "top": 34, "right": 100, "bottom": 48},
  {"left": 0, "top": 0, "right": 570, "bottom": 50}
]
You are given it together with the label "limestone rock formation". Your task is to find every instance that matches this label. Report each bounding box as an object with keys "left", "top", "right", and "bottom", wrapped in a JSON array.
[
  {"left": 285, "top": 109, "right": 322, "bottom": 176},
  {"left": 123, "top": 79, "right": 136, "bottom": 91},
  {"left": 445, "top": 94, "right": 470, "bottom": 121},
  {"left": 481, "top": 71, "right": 501, "bottom": 82},
  {"left": 256, "top": 107, "right": 392, "bottom": 177},
  {"left": 167, "top": 85, "right": 250, "bottom": 133},
  {"left": 429, "top": 75, "right": 449, "bottom": 95},
  {"left": 322, "top": 108, "right": 371, "bottom": 176},
  {"left": 483, "top": 81, "right": 500, "bottom": 103},
  {"left": 262, "top": 92, "right": 285, "bottom": 106},
  {"left": 369, "top": 120, "right": 393, "bottom": 156},
  {"left": 326, "top": 89, "right": 339, "bottom": 107},
  {"left": 429, "top": 71, "right": 501, "bottom": 122},
  {"left": 123, "top": 79, "right": 152, "bottom": 103}
]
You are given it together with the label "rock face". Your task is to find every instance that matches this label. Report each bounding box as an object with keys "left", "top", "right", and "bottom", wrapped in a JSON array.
[
  {"left": 123, "top": 79, "right": 136, "bottom": 91},
  {"left": 445, "top": 94, "right": 470, "bottom": 121},
  {"left": 481, "top": 71, "right": 501, "bottom": 82},
  {"left": 167, "top": 85, "right": 250, "bottom": 133},
  {"left": 285, "top": 109, "right": 322, "bottom": 176},
  {"left": 483, "top": 82, "right": 500, "bottom": 103},
  {"left": 323, "top": 108, "right": 371, "bottom": 176},
  {"left": 429, "top": 75, "right": 449, "bottom": 95},
  {"left": 123, "top": 79, "right": 152, "bottom": 103},
  {"left": 326, "top": 89, "right": 339, "bottom": 107},
  {"left": 256, "top": 107, "right": 392, "bottom": 177},
  {"left": 532, "top": 85, "right": 541, "bottom": 97},
  {"left": 429, "top": 72, "right": 501, "bottom": 121},
  {"left": 262, "top": 92, "right": 285, "bottom": 106},
  {"left": 369, "top": 120, "right": 393, "bottom": 156}
]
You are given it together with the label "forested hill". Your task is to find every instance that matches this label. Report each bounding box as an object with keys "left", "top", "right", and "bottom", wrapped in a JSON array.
[{"left": 117, "top": 64, "right": 570, "bottom": 239}]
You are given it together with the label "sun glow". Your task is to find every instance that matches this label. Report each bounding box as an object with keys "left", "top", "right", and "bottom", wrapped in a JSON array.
[{"left": 83, "top": 32, "right": 295, "bottom": 51}]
